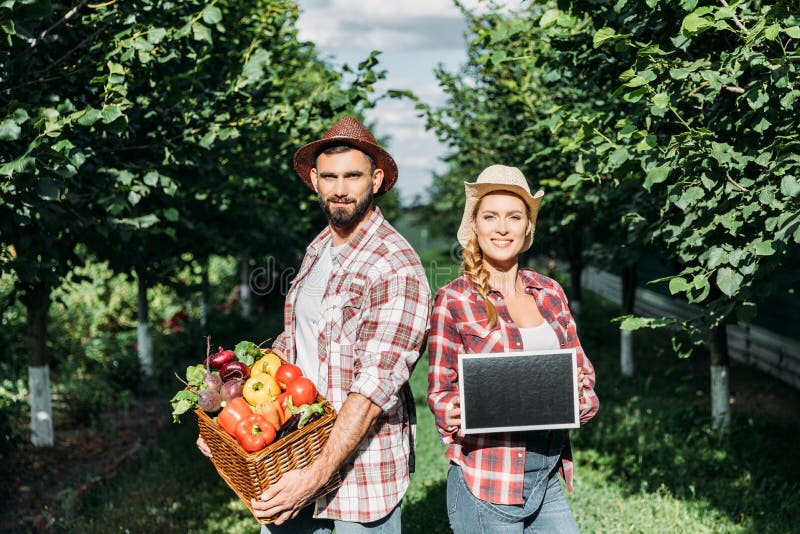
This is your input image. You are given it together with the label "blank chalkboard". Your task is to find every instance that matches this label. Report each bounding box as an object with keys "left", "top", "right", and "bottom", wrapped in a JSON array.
[{"left": 458, "top": 349, "right": 579, "bottom": 434}]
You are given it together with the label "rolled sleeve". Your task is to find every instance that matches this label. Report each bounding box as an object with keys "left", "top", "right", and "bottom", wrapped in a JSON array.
[
  {"left": 349, "top": 274, "right": 431, "bottom": 412},
  {"left": 426, "top": 290, "right": 462, "bottom": 443}
]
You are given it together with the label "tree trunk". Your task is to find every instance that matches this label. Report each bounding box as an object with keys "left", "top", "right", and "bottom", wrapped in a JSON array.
[
  {"left": 710, "top": 321, "right": 731, "bottom": 436},
  {"left": 567, "top": 233, "right": 583, "bottom": 316},
  {"left": 200, "top": 259, "right": 209, "bottom": 329},
  {"left": 23, "top": 283, "right": 53, "bottom": 447},
  {"left": 240, "top": 255, "right": 252, "bottom": 321},
  {"left": 136, "top": 268, "right": 153, "bottom": 378},
  {"left": 620, "top": 263, "right": 637, "bottom": 377}
]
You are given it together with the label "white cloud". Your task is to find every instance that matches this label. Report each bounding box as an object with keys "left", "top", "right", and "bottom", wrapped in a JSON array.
[{"left": 296, "top": 0, "right": 525, "bottom": 203}]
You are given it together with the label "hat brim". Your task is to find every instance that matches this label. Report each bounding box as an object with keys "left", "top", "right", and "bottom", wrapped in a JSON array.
[
  {"left": 457, "top": 184, "right": 544, "bottom": 251},
  {"left": 293, "top": 137, "right": 398, "bottom": 196}
]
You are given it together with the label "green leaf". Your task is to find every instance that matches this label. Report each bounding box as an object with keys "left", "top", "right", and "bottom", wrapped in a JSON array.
[
  {"left": 143, "top": 171, "right": 159, "bottom": 187},
  {"left": 163, "top": 208, "right": 179, "bottom": 222},
  {"left": 619, "top": 316, "right": 653, "bottom": 331},
  {"left": 676, "top": 186, "right": 704, "bottom": 210},
  {"left": 101, "top": 105, "right": 123, "bottom": 124},
  {"left": 669, "top": 277, "right": 689, "bottom": 294},
  {"left": 147, "top": 27, "right": 167, "bottom": 44},
  {"left": 652, "top": 92, "right": 670, "bottom": 108},
  {"left": 186, "top": 364, "right": 206, "bottom": 387},
  {"left": 707, "top": 247, "right": 728, "bottom": 268},
  {"left": 780, "top": 176, "right": 800, "bottom": 197},
  {"left": 669, "top": 67, "right": 690, "bottom": 80},
  {"left": 609, "top": 147, "right": 630, "bottom": 167},
  {"left": 0, "top": 117, "right": 21, "bottom": 141},
  {"left": 77, "top": 108, "right": 102, "bottom": 127},
  {"left": 234, "top": 341, "right": 261, "bottom": 367},
  {"left": 753, "top": 117, "right": 771, "bottom": 133},
  {"left": 784, "top": 26, "right": 800, "bottom": 39},
  {"left": 593, "top": 27, "right": 617, "bottom": 48},
  {"left": 753, "top": 240, "right": 775, "bottom": 256},
  {"left": 540, "top": 9, "right": 561, "bottom": 28},
  {"left": 114, "top": 214, "right": 159, "bottom": 228},
  {"left": 625, "top": 75, "right": 649, "bottom": 88},
  {"left": 202, "top": 5, "right": 223, "bottom": 24},
  {"left": 764, "top": 24, "right": 781, "bottom": 40},
  {"left": 192, "top": 22, "right": 212, "bottom": 43},
  {"left": 716, "top": 267, "right": 743, "bottom": 297},
  {"left": 644, "top": 166, "right": 670, "bottom": 188},
  {"left": 682, "top": 12, "right": 715, "bottom": 35}
]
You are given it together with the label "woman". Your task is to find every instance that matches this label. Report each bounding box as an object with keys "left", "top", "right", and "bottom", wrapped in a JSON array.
[{"left": 427, "top": 164, "right": 599, "bottom": 533}]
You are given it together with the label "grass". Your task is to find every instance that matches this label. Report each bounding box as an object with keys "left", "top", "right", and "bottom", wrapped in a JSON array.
[{"left": 54, "top": 249, "right": 800, "bottom": 533}]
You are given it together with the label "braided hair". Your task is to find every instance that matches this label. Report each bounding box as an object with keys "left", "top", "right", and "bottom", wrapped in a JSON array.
[{"left": 462, "top": 234, "right": 499, "bottom": 329}]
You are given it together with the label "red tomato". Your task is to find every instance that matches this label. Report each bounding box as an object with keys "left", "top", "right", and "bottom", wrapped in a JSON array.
[
  {"left": 286, "top": 377, "right": 317, "bottom": 406},
  {"left": 274, "top": 363, "right": 303, "bottom": 390}
]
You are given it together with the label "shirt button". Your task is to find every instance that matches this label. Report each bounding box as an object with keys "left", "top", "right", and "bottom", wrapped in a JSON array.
[{"left": 518, "top": 452, "right": 523, "bottom": 458}]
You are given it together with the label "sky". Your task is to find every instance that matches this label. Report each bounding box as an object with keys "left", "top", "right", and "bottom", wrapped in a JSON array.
[{"left": 295, "top": 1, "right": 524, "bottom": 205}]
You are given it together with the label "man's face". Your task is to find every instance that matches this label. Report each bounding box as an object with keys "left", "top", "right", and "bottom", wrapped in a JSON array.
[{"left": 311, "top": 149, "right": 383, "bottom": 228}]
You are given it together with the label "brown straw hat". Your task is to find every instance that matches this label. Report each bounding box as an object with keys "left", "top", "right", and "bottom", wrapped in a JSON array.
[
  {"left": 457, "top": 165, "right": 545, "bottom": 252},
  {"left": 293, "top": 116, "right": 398, "bottom": 196}
]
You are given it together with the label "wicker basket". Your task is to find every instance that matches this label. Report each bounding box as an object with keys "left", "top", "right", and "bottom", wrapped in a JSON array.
[{"left": 195, "top": 397, "right": 341, "bottom": 524}]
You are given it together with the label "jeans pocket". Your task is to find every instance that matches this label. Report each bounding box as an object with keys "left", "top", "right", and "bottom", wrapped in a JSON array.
[{"left": 446, "top": 465, "right": 461, "bottom": 517}]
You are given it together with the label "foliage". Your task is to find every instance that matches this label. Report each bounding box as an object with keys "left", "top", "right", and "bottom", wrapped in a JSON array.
[
  {"left": 0, "top": 378, "right": 28, "bottom": 453},
  {"left": 423, "top": 0, "right": 800, "bottom": 353},
  {"left": 41, "top": 255, "right": 800, "bottom": 533}
]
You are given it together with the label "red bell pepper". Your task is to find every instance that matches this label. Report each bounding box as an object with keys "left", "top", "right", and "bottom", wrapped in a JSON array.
[
  {"left": 216, "top": 396, "right": 252, "bottom": 436},
  {"left": 235, "top": 413, "right": 277, "bottom": 452}
]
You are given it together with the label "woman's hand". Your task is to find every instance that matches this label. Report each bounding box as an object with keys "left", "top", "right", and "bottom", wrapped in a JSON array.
[
  {"left": 446, "top": 397, "right": 464, "bottom": 436},
  {"left": 578, "top": 367, "right": 588, "bottom": 413}
]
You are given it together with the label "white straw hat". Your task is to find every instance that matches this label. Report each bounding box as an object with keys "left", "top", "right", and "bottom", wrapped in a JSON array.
[{"left": 456, "top": 165, "right": 544, "bottom": 251}]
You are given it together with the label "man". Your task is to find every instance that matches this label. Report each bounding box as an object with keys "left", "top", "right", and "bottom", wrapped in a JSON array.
[{"left": 199, "top": 116, "right": 431, "bottom": 533}]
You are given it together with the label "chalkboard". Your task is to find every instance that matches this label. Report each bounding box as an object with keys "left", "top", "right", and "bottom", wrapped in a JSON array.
[{"left": 458, "top": 349, "right": 579, "bottom": 434}]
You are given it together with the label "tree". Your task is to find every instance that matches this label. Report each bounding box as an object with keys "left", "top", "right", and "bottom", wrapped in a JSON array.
[{"left": 0, "top": 0, "right": 384, "bottom": 445}]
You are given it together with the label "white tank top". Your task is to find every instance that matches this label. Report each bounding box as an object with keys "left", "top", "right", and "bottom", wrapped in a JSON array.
[{"left": 518, "top": 321, "right": 560, "bottom": 351}]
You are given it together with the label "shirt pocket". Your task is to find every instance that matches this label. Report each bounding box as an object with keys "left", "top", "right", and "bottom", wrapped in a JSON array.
[
  {"left": 331, "top": 275, "right": 368, "bottom": 346},
  {"left": 458, "top": 320, "right": 504, "bottom": 354}
]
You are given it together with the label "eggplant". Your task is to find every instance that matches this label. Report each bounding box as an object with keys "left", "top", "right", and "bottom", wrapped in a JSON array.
[{"left": 275, "top": 400, "right": 326, "bottom": 441}]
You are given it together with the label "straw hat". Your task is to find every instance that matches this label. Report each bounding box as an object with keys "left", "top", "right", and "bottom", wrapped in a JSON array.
[
  {"left": 293, "top": 116, "right": 398, "bottom": 196},
  {"left": 456, "top": 165, "right": 545, "bottom": 251}
]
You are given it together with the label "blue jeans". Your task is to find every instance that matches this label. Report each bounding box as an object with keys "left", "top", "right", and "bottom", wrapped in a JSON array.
[
  {"left": 446, "top": 433, "right": 580, "bottom": 533},
  {"left": 259, "top": 502, "right": 402, "bottom": 534}
]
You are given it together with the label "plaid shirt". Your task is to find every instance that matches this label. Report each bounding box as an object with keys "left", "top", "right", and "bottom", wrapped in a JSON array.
[
  {"left": 427, "top": 271, "right": 599, "bottom": 505},
  {"left": 273, "top": 208, "right": 431, "bottom": 522}
]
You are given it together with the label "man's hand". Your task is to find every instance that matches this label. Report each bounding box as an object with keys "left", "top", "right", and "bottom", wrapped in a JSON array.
[
  {"left": 251, "top": 468, "right": 321, "bottom": 524},
  {"left": 197, "top": 434, "right": 212, "bottom": 458}
]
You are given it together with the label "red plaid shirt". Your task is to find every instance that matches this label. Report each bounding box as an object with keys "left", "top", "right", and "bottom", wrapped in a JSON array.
[
  {"left": 427, "top": 271, "right": 599, "bottom": 504},
  {"left": 273, "top": 208, "right": 431, "bottom": 522}
]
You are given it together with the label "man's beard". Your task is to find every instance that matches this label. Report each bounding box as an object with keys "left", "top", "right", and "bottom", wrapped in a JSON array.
[{"left": 319, "top": 188, "right": 374, "bottom": 229}]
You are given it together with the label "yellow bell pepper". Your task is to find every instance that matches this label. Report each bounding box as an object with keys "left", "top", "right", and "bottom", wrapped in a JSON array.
[
  {"left": 243, "top": 373, "right": 281, "bottom": 406},
  {"left": 252, "top": 351, "right": 282, "bottom": 378}
]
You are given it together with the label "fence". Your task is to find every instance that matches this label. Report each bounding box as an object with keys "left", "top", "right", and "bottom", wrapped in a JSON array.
[{"left": 581, "top": 265, "right": 800, "bottom": 391}]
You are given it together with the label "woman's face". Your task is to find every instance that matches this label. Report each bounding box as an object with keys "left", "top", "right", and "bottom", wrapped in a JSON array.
[{"left": 473, "top": 192, "right": 530, "bottom": 270}]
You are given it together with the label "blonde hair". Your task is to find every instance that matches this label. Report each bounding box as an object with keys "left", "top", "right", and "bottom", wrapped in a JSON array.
[{"left": 462, "top": 234, "right": 499, "bottom": 329}]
